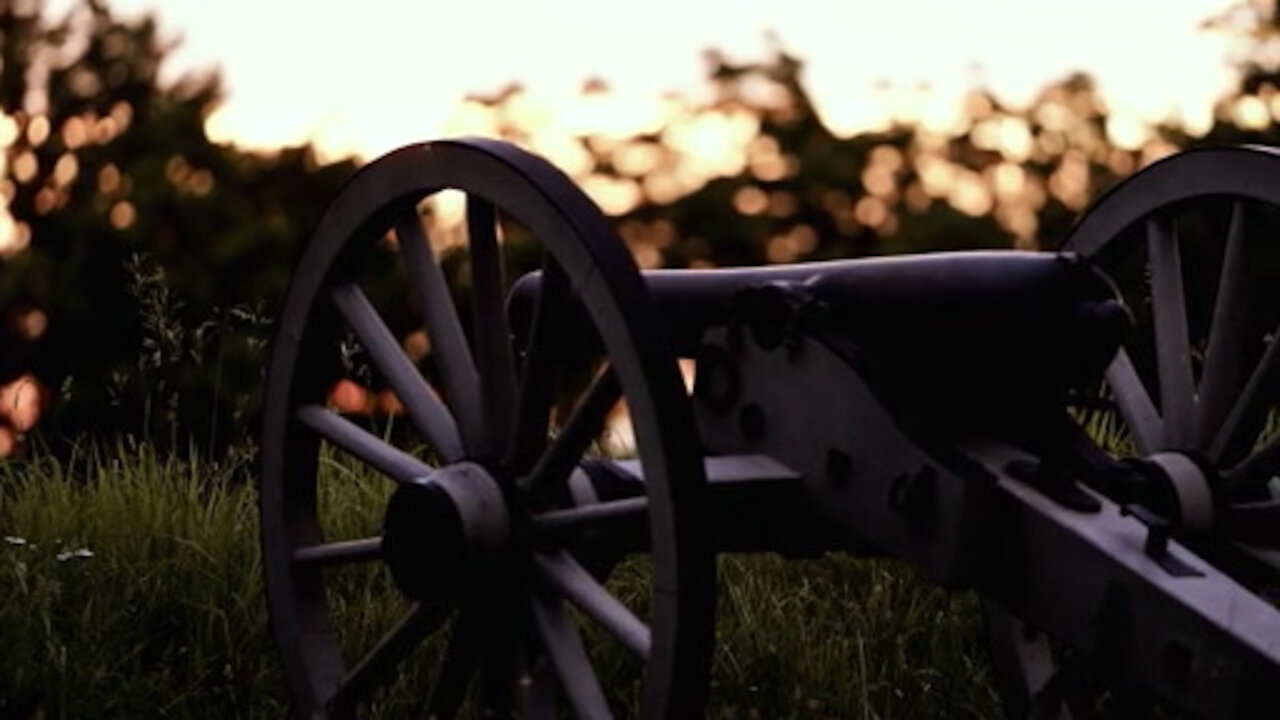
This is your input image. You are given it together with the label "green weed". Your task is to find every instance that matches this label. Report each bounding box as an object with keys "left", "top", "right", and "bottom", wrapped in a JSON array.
[{"left": 0, "top": 441, "right": 1002, "bottom": 718}]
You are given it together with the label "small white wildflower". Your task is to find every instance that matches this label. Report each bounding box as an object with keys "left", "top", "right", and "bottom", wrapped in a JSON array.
[
  {"left": 56, "top": 548, "right": 93, "bottom": 562},
  {"left": 3, "top": 536, "right": 26, "bottom": 546}
]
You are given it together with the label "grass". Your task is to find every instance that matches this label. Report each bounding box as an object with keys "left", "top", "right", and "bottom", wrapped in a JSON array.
[
  {"left": 0, "top": 440, "right": 1000, "bottom": 719},
  {"left": 710, "top": 555, "right": 995, "bottom": 718},
  {"left": 9, "top": 409, "right": 1274, "bottom": 718},
  {"left": 0, "top": 442, "right": 283, "bottom": 719}
]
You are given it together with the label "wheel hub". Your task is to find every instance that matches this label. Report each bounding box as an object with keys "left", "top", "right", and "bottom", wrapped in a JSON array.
[
  {"left": 1131, "top": 452, "right": 1217, "bottom": 533},
  {"left": 382, "top": 461, "right": 512, "bottom": 602}
]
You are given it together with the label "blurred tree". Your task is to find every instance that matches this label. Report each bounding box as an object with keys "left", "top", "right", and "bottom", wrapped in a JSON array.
[
  {"left": 460, "top": 52, "right": 1150, "bottom": 269},
  {"left": 1179, "top": 0, "right": 1280, "bottom": 147},
  {"left": 0, "top": 0, "right": 356, "bottom": 454},
  {"left": 620, "top": 50, "right": 1016, "bottom": 266},
  {"left": 5, "top": 0, "right": 1279, "bottom": 456}
]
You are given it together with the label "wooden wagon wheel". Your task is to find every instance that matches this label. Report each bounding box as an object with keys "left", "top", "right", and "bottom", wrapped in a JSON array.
[
  {"left": 260, "top": 139, "right": 714, "bottom": 718},
  {"left": 985, "top": 146, "right": 1280, "bottom": 717}
]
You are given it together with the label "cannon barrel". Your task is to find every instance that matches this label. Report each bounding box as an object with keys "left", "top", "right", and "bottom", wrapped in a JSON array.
[
  {"left": 512, "top": 251, "right": 1118, "bottom": 350},
  {"left": 510, "top": 250, "right": 1126, "bottom": 430}
]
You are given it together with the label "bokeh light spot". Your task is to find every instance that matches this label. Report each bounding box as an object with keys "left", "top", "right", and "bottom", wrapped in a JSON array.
[
  {"left": 0, "top": 374, "right": 46, "bottom": 432},
  {"left": 1233, "top": 95, "right": 1271, "bottom": 130},
  {"left": 110, "top": 200, "right": 136, "bottom": 230},
  {"left": 62, "top": 115, "right": 88, "bottom": 148},
  {"left": 14, "top": 308, "right": 48, "bottom": 340},
  {"left": 12, "top": 152, "right": 38, "bottom": 183},
  {"left": 329, "top": 379, "right": 373, "bottom": 415},
  {"left": 26, "top": 115, "right": 50, "bottom": 146},
  {"left": 733, "top": 185, "right": 768, "bottom": 215},
  {"left": 98, "top": 164, "right": 121, "bottom": 195},
  {"left": 854, "top": 196, "right": 887, "bottom": 227},
  {"left": 53, "top": 153, "right": 78, "bottom": 186},
  {"left": 403, "top": 330, "right": 429, "bottom": 362}
]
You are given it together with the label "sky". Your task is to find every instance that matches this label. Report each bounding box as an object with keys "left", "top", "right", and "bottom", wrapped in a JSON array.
[{"left": 77, "top": 0, "right": 1244, "bottom": 161}]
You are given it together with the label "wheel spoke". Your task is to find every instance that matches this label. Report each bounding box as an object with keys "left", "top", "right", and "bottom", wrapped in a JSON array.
[
  {"left": 1226, "top": 437, "right": 1280, "bottom": 491},
  {"left": 467, "top": 196, "right": 518, "bottom": 460},
  {"left": 533, "top": 550, "right": 650, "bottom": 658},
  {"left": 1105, "top": 349, "right": 1162, "bottom": 455},
  {"left": 1211, "top": 325, "right": 1280, "bottom": 466},
  {"left": 397, "top": 212, "right": 487, "bottom": 458},
  {"left": 292, "top": 537, "right": 383, "bottom": 568},
  {"left": 479, "top": 641, "right": 517, "bottom": 719},
  {"left": 1197, "top": 200, "right": 1252, "bottom": 449},
  {"left": 1222, "top": 498, "right": 1280, "bottom": 544},
  {"left": 508, "top": 258, "right": 572, "bottom": 473},
  {"left": 297, "top": 404, "right": 433, "bottom": 483},
  {"left": 329, "top": 282, "right": 465, "bottom": 463},
  {"left": 521, "top": 365, "right": 621, "bottom": 498},
  {"left": 530, "top": 592, "right": 614, "bottom": 720},
  {"left": 1146, "top": 216, "right": 1197, "bottom": 448},
  {"left": 327, "top": 602, "right": 446, "bottom": 714},
  {"left": 532, "top": 497, "right": 649, "bottom": 535},
  {"left": 514, "top": 640, "right": 558, "bottom": 720},
  {"left": 427, "top": 610, "right": 486, "bottom": 719}
]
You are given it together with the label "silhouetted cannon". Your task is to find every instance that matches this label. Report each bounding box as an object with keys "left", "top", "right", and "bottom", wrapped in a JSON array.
[{"left": 260, "top": 139, "right": 1280, "bottom": 718}]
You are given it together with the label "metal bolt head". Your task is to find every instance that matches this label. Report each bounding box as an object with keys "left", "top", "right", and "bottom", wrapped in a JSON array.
[
  {"left": 738, "top": 402, "right": 767, "bottom": 445},
  {"left": 888, "top": 465, "right": 938, "bottom": 532},
  {"left": 826, "top": 448, "right": 853, "bottom": 488}
]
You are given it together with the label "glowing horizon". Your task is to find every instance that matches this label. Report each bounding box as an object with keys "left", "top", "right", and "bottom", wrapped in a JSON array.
[{"left": 83, "top": 0, "right": 1239, "bottom": 163}]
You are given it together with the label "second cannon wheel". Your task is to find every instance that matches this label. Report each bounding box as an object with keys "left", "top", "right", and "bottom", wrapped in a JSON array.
[{"left": 985, "top": 145, "right": 1280, "bottom": 718}]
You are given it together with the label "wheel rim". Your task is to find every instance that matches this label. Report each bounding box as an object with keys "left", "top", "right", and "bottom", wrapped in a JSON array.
[
  {"left": 986, "top": 145, "right": 1280, "bottom": 717},
  {"left": 260, "top": 139, "right": 714, "bottom": 718},
  {"left": 1066, "top": 146, "right": 1280, "bottom": 511},
  {"left": 1067, "top": 146, "right": 1280, "bottom": 466}
]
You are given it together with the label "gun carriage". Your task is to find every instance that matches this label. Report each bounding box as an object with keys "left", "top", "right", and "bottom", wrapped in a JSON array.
[{"left": 259, "top": 139, "right": 1280, "bottom": 718}]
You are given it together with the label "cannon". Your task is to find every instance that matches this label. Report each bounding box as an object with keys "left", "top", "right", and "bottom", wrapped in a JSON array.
[{"left": 259, "top": 138, "right": 1280, "bottom": 718}]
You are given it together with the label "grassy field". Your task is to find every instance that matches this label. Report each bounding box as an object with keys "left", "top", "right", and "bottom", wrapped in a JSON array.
[{"left": 0, "top": 441, "right": 1000, "bottom": 719}]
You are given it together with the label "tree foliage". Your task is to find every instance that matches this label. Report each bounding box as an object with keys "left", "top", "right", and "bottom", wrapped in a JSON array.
[
  {"left": 461, "top": 51, "right": 1186, "bottom": 277},
  {"left": 0, "top": 0, "right": 355, "bottom": 452},
  {"left": 2, "top": 0, "right": 1280, "bottom": 454}
]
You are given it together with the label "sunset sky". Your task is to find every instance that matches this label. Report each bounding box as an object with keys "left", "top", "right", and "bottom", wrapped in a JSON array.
[
  {"left": 0, "top": 0, "right": 1261, "bottom": 452},
  {"left": 68, "top": 1, "right": 1242, "bottom": 160}
]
